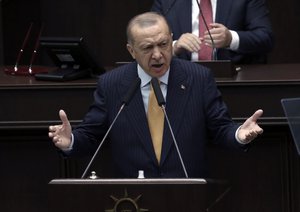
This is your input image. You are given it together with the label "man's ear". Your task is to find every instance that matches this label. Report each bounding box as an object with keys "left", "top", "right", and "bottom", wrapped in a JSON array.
[{"left": 126, "top": 44, "right": 136, "bottom": 59}]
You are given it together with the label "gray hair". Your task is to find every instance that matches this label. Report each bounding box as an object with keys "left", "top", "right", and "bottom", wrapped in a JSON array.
[{"left": 126, "top": 12, "right": 172, "bottom": 45}]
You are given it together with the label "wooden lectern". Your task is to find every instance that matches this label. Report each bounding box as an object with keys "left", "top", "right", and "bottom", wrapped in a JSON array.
[
  {"left": 48, "top": 178, "right": 230, "bottom": 212},
  {"left": 194, "top": 60, "right": 237, "bottom": 79}
]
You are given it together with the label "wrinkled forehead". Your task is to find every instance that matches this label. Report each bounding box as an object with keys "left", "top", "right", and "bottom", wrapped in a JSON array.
[{"left": 132, "top": 25, "right": 171, "bottom": 45}]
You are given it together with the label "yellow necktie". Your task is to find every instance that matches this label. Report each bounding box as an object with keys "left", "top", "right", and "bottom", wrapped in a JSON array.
[{"left": 147, "top": 83, "right": 164, "bottom": 163}]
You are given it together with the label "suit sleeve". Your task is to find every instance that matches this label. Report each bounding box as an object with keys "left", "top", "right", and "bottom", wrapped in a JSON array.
[
  {"left": 71, "top": 77, "right": 109, "bottom": 156},
  {"left": 236, "top": 0, "right": 274, "bottom": 54},
  {"left": 202, "top": 69, "right": 240, "bottom": 148}
]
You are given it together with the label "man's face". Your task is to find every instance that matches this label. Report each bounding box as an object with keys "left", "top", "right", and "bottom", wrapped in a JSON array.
[{"left": 127, "top": 19, "right": 173, "bottom": 78}]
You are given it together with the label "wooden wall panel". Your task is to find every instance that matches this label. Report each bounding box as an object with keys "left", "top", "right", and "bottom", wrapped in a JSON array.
[
  {"left": 0, "top": 129, "right": 62, "bottom": 212},
  {"left": 0, "top": 1, "right": 3, "bottom": 65}
]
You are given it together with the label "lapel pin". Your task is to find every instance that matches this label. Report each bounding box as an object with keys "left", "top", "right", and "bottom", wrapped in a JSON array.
[{"left": 180, "top": 85, "right": 186, "bottom": 90}]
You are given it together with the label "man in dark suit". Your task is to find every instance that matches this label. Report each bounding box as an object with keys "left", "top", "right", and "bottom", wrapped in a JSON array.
[
  {"left": 151, "top": 0, "right": 274, "bottom": 64},
  {"left": 49, "top": 12, "right": 263, "bottom": 178}
]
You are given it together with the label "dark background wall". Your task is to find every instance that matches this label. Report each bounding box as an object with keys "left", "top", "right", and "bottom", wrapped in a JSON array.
[
  {"left": 267, "top": 0, "right": 300, "bottom": 63},
  {"left": 0, "top": 0, "right": 153, "bottom": 67},
  {"left": 0, "top": 1, "right": 300, "bottom": 212},
  {"left": 0, "top": 0, "right": 299, "bottom": 68},
  {"left": 0, "top": 0, "right": 5, "bottom": 65}
]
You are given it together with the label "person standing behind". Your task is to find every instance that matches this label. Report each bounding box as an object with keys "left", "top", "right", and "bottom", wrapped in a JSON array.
[{"left": 151, "top": 0, "right": 274, "bottom": 64}]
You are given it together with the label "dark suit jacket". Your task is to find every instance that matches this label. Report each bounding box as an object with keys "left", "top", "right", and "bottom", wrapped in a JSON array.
[
  {"left": 71, "top": 58, "right": 241, "bottom": 178},
  {"left": 151, "top": 0, "right": 274, "bottom": 64}
]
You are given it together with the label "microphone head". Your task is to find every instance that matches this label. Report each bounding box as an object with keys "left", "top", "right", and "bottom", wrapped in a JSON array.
[
  {"left": 122, "top": 77, "right": 141, "bottom": 106},
  {"left": 151, "top": 77, "right": 166, "bottom": 106}
]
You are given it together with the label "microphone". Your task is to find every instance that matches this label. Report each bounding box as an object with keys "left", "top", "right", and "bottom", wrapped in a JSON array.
[
  {"left": 14, "top": 22, "right": 33, "bottom": 72},
  {"left": 122, "top": 77, "right": 141, "bottom": 106},
  {"left": 151, "top": 78, "right": 165, "bottom": 106},
  {"left": 195, "top": 0, "right": 217, "bottom": 60},
  {"left": 4, "top": 23, "right": 48, "bottom": 76},
  {"left": 150, "top": 77, "right": 189, "bottom": 178},
  {"left": 28, "top": 23, "right": 44, "bottom": 74},
  {"left": 81, "top": 77, "right": 141, "bottom": 179}
]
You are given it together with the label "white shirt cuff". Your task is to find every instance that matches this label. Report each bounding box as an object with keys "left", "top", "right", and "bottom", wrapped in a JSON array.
[
  {"left": 61, "top": 133, "right": 74, "bottom": 152},
  {"left": 235, "top": 125, "right": 250, "bottom": 145},
  {"left": 229, "top": 30, "right": 239, "bottom": 51}
]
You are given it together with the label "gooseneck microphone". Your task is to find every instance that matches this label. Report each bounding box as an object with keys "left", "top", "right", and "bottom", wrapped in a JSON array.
[
  {"left": 81, "top": 77, "right": 141, "bottom": 179},
  {"left": 196, "top": 0, "right": 217, "bottom": 60},
  {"left": 29, "top": 23, "right": 44, "bottom": 74},
  {"left": 151, "top": 78, "right": 189, "bottom": 178},
  {"left": 122, "top": 78, "right": 141, "bottom": 106},
  {"left": 151, "top": 77, "right": 165, "bottom": 106},
  {"left": 14, "top": 23, "right": 33, "bottom": 72}
]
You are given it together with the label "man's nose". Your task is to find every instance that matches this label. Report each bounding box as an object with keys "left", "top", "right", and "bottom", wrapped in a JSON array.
[{"left": 152, "top": 47, "right": 162, "bottom": 59}]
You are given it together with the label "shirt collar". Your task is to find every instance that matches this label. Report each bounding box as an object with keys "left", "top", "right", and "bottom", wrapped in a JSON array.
[{"left": 137, "top": 64, "right": 170, "bottom": 87}]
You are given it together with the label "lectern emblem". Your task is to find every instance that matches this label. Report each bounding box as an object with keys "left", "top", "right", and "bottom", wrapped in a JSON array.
[{"left": 105, "top": 189, "right": 149, "bottom": 212}]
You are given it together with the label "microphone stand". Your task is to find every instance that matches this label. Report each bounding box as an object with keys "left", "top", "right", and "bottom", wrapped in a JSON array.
[
  {"left": 81, "top": 77, "right": 141, "bottom": 179},
  {"left": 161, "top": 105, "right": 189, "bottom": 178},
  {"left": 28, "top": 23, "right": 44, "bottom": 74},
  {"left": 4, "top": 23, "right": 49, "bottom": 76},
  {"left": 81, "top": 103, "right": 125, "bottom": 179},
  {"left": 14, "top": 22, "right": 33, "bottom": 72}
]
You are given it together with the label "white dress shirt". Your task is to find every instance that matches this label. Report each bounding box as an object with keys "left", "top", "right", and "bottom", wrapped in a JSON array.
[{"left": 137, "top": 64, "right": 169, "bottom": 113}]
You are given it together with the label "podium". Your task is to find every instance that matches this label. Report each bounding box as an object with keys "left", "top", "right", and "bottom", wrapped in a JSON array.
[
  {"left": 194, "top": 60, "right": 237, "bottom": 78},
  {"left": 48, "top": 178, "right": 230, "bottom": 212}
]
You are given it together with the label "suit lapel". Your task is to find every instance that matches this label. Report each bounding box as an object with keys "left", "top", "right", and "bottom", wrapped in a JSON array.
[
  {"left": 117, "top": 60, "right": 192, "bottom": 166},
  {"left": 165, "top": 0, "right": 191, "bottom": 35},
  {"left": 164, "top": 0, "right": 177, "bottom": 14},
  {"left": 216, "top": 0, "right": 233, "bottom": 24},
  {"left": 178, "top": 0, "right": 192, "bottom": 33},
  {"left": 160, "top": 59, "right": 192, "bottom": 165},
  {"left": 118, "top": 63, "right": 158, "bottom": 165}
]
